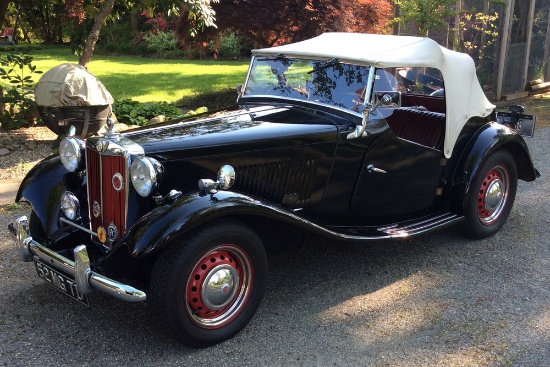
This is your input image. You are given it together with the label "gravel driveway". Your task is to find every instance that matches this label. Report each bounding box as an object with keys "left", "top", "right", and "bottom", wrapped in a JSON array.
[{"left": 0, "top": 128, "right": 548, "bottom": 367}]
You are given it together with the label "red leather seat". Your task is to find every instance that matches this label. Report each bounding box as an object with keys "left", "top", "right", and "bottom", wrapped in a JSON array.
[{"left": 384, "top": 108, "right": 446, "bottom": 150}]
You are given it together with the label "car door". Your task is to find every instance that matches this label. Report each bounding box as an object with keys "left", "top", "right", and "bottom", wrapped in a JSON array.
[{"left": 350, "top": 124, "right": 444, "bottom": 222}]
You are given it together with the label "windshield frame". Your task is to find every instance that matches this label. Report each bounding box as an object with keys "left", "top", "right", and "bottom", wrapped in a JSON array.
[{"left": 239, "top": 55, "right": 376, "bottom": 117}]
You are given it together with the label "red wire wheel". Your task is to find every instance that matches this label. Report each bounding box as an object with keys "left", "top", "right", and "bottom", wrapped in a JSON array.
[
  {"left": 185, "top": 245, "right": 253, "bottom": 329},
  {"left": 476, "top": 165, "right": 510, "bottom": 226}
]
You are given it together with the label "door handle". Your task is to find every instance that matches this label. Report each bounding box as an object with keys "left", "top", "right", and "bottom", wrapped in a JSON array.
[{"left": 367, "top": 164, "right": 387, "bottom": 174}]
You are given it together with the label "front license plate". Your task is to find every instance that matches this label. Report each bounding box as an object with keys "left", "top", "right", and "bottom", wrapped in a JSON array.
[{"left": 34, "top": 258, "right": 89, "bottom": 306}]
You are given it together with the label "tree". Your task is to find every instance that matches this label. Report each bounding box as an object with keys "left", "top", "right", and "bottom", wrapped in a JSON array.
[
  {"left": 12, "top": 1, "right": 67, "bottom": 44},
  {"left": 392, "top": 0, "right": 457, "bottom": 37},
  {"left": 72, "top": 0, "right": 218, "bottom": 67},
  {"left": 176, "top": 0, "right": 393, "bottom": 51},
  {"left": 79, "top": 0, "right": 115, "bottom": 68}
]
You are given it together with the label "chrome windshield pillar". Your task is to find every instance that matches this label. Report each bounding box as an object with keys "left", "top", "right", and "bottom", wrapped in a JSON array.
[{"left": 348, "top": 66, "right": 375, "bottom": 139}]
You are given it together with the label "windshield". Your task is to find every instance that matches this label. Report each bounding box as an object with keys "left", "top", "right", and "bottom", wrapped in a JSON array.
[{"left": 242, "top": 57, "right": 372, "bottom": 114}]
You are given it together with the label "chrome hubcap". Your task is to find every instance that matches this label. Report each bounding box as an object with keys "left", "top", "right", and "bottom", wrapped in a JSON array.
[
  {"left": 185, "top": 245, "right": 253, "bottom": 329},
  {"left": 484, "top": 179, "right": 504, "bottom": 211},
  {"left": 477, "top": 166, "right": 509, "bottom": 225},
  {"left": 201, "top": 265, "right": 239, "bottom": 310}
]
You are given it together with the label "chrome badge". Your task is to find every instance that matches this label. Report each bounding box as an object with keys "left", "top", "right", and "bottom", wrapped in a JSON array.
[
  {"left": 96, "top": 139, "right": 109, "bottom": 152},
  {"left": 92, "top": 200, "right": 101, "bottom": 217},
  {"left": 97, "top": 226, "right": 107, "bottom": 243},
  {"left": 112, "top": 172, "right": 124, "bottom": 191},
  {"left": 107, "top": 223, "right": 118, "bottom": 241}
]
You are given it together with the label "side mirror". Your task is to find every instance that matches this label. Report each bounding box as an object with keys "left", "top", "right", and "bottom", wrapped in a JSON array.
[{"left": 236, "top": 84, "right": 243, "bottom": 97}]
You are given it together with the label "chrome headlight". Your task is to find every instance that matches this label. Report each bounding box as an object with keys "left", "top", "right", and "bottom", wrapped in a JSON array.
[
  {"left": 130, "top": 157, "right": 162, "bottom": 197},
  {"left": 59, "top": 137, "right": 83, "bottom": 172},
  {"left": 60, "top": 192, "right": 80, "bottom": 220}
]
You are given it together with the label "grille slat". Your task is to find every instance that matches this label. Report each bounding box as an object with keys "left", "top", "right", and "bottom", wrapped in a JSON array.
[
  {"left": 235, "top": 159, "right": 318, "bottom": 205},
  {"left": 86, "top": 147, "right": 127, "bottom": 242}
]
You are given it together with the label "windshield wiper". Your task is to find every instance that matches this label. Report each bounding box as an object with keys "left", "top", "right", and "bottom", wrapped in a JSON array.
[{"left": 308, "top": 58, "right": 340, "bottom": 74}]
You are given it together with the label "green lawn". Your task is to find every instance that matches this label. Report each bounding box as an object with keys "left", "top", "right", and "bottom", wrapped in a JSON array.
[{"left": 26, "top": 46, "right": 249, "bottom": 103}]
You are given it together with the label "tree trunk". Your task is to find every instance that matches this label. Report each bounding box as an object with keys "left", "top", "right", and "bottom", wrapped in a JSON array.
[
  {"left": 12, "top": 3, "right": 19, "bottom": 43},
  {"left": 130, "top": 7, "right": 140, "bottom": 32},
  {"left": 454, "top": 0, "right": 463, "bottom": 50},
  {"left": 0, "top": 85, "right": 4, "bottom": 115},
  {"left": 393, "top": 5, "right": 400, "bottom": 35},
  {"left": 79, "top": 0, "right": 116, "bottom": 68},
  {"left": 478, "top": 0, "right": 489, "bottom": 67},
  {"left": 0, "top": 0, "right": 9, "bottom": 28}
]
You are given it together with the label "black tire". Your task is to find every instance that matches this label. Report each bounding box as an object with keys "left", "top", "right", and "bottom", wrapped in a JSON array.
[
  {"left": 463, "top": 150, "right": 517, "bottom": 239},
  {"left": 149, "top": 221, "right": 268, "bottom": 347}
]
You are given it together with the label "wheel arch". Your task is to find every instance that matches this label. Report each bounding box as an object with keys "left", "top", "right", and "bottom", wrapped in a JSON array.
[
  {"left": 119, "top": 191, "right": 307, "bottom": 259},
  {"left": 15, "top": 155, "right": 84, "bottom": 235},
  {"left": 449, "top": 123, "right": 537, "bottom": 214}
]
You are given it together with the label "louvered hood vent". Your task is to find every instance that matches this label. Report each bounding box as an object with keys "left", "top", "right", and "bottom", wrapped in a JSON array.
[{"left": 234, "top": 159, "right": 319, "bottom": 207}]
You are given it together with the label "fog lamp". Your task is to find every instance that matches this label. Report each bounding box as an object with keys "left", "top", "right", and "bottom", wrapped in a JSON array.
[{"left": 60, "top": 192, "right": 80, "bottom": 221}]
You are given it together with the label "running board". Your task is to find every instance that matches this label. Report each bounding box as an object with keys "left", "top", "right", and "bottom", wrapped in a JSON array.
[
  {"left": 323, "top": 213, "right": 464, "bottom": 241},
  {"left": 376, "top": 212, "right": 463, "bottom": 237}
]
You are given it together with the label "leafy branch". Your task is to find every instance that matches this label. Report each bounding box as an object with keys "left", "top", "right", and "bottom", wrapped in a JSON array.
[{"left": 0, "top": 54, "right": 43, "bottom": 130}]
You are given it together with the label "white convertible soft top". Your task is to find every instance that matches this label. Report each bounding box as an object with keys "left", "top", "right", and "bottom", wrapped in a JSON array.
[{"left": 253, "top": 33, "right": 495, "bottom": 158}]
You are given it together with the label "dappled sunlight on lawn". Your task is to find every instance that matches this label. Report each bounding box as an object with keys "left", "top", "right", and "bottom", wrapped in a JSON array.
[
  {"left": 29, "top": 47, "right": 249, "bottom": 104},
  {"left": 90, "top": 63, "right": 248, "bottom": 103}
]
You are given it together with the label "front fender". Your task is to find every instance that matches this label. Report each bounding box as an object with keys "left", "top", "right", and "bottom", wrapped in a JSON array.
[
  {"left": 452, "top": 122, "right": 538, "bottom": 212},
  {"left": 16, "top": 155, "right": 83, "bottom": 234},
  {"left": 121, "top": 191, "right": 314, "bottom": 258}
]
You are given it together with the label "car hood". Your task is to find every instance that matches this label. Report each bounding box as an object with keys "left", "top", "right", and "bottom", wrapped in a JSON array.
[{"left": 123, "top": 105, "right": 339, "bottom": 157}]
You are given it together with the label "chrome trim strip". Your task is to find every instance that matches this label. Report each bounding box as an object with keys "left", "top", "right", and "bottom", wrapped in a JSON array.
[
  {"left": 238, "top": 56, "right": 256, "bottom": 103},
  {"left": 9, "top": 216, "right": 146, "bottom": 302},
  {"left": 240, "top": 95, "right": 364, "bottom": 118},
  {"left": 85, "top": 148, "right": 92, "bottom": 234}
]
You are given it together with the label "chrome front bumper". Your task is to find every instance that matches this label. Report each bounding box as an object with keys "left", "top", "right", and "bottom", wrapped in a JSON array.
[{"left": 8, "top": 216, "right": 146, "bottom": 303}]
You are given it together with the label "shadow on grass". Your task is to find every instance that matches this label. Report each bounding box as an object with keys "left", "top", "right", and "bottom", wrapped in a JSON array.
[{"left": 177, "top": 88, "right": 238, "bottom": 111}]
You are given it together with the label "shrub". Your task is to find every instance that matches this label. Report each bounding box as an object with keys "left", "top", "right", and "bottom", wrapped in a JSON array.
[
  {"left": 0, "top": 53, "right": 43, "bottom": 130},
  {"left": 218, "top": 32, "right": 242, "bottom": 58},
  {"left": 206, "top": 30, "right": 246, "bottom": 59},
  {"left": 113, "top": 99, "right": 190, "bottom": 126},
  {"left": 144, "top": 31, "right": 180, "bottom": 57}
]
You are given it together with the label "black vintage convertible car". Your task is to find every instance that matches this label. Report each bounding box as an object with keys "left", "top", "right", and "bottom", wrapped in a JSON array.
[{"left": 9, "top": 33, "right": 539, "bottom": 347}]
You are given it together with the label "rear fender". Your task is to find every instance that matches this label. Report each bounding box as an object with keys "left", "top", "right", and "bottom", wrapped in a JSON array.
[{"left": 451, "top": 123, "right": 538, "bottom": 213}]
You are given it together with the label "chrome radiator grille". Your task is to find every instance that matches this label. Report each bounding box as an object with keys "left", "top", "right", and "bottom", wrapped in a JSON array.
[{"left": 86, "top": 147, "right": 128, "bottom": 242}]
